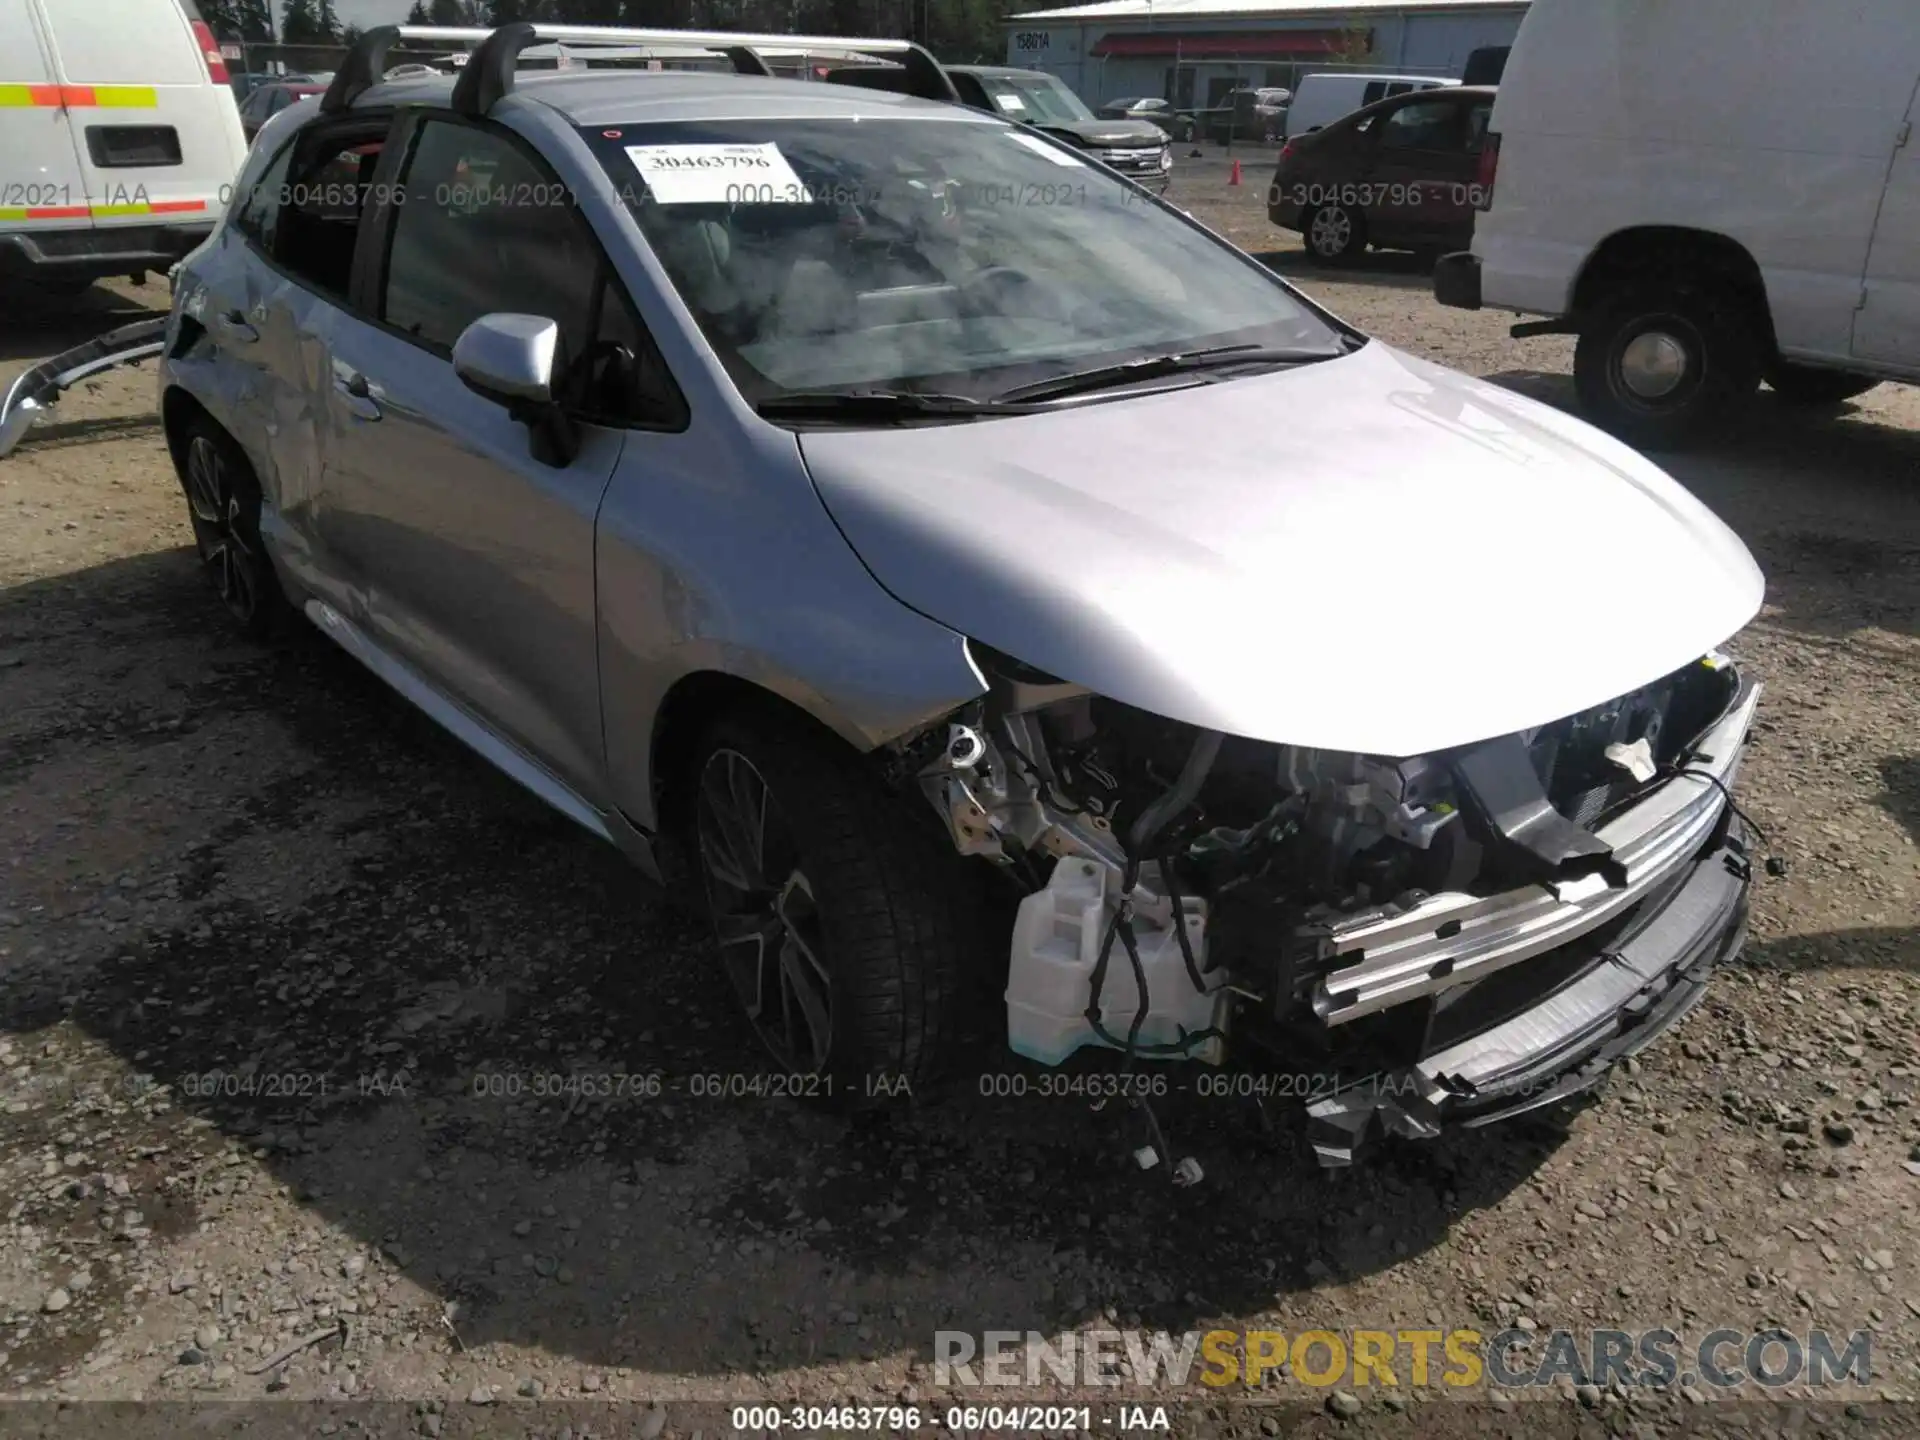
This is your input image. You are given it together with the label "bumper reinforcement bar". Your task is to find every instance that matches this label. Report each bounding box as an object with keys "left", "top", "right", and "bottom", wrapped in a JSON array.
[
  {"left": 1309, "top": 680, "right": 1759, "bottom": 1026},
  {"left": 1305, "top": 812, "right": 1752, "bottom": 1167}
]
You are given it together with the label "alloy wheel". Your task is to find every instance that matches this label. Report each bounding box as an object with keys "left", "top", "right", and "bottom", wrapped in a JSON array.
[
  {"left": 183, "top": 435, "right": 260, "bottom": 626},
  {"left": 1309, "top": 205, "right": 1354, "bottom": 258},
  {"left": 694, "top": 747, "right": 834, "bottom": 1072}
]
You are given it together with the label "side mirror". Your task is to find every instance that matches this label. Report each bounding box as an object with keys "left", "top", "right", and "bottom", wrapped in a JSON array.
[
  {"left": 453, "top": 312, "right": 558, "bottom": 407},
  {"left": 452, "top": 312, "right": 579, "bottom": 467}
]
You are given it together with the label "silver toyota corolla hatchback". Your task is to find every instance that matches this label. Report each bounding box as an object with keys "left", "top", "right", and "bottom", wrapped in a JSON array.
[{"left": 159, "top": 23, "right": 1765, "bottom": 1166}]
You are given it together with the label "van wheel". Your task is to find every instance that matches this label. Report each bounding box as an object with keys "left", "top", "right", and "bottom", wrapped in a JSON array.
[
  {"left": 1304, "top": 203, "right": 1366, "bottom": 263},
  {"left": 1768, "top": 364, "right": 1880, "bottom": 407},
  {"left": 1573, "top": 287, "right": 1760, "bottom": 450},
  {"left": 688, "top": 710, "right": 981, "bottom": 1105},
  {"left": 175, "top": 418, "right": 289, "bottom": 639}
]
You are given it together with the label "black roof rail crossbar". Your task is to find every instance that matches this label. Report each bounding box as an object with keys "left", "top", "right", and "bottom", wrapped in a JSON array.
[
  {"left": 724, "top": 45, "right": 774, "bottom": 78},
  {"left": 451, "top": 20, "right": 539, "bottom": 116},
  {"left": 321, "top": 23, "right": 491, "bottom": 114},
  {"left": 327, "top": 22, "right": 963, "bottom": 118}
]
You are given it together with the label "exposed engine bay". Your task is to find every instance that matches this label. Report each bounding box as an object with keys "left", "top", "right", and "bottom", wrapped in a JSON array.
[{"left": 888, "top": 643, "right": 1756, "bottom": 1170}]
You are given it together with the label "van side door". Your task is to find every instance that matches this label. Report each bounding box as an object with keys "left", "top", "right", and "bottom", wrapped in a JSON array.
[
  {"left": 1852, "top": 76, "right": 1920, "bottom": 366},
  {"left": 0, "top": 0, "right": 91, "bottom": 239}
]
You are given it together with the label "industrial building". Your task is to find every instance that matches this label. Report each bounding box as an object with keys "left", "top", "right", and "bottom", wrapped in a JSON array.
[{"left": 1002, "top": 0, "right": 1528, "bottom": 113}]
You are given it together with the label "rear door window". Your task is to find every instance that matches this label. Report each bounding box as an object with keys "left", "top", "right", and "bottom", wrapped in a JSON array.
[
  {"left": 1466, "top": 101, "right": 1493, "bottom": 150},
  {"left": 1379, "top": 99, "right": 1468, "bottom": 152},
  {"left": 235, "top": 123, "right": 389, "bottom": 300}
]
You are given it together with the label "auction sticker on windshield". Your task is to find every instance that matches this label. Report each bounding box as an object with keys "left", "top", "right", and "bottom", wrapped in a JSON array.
[{"left": 624, "top": 143, "right": 805, "bottom": 202}]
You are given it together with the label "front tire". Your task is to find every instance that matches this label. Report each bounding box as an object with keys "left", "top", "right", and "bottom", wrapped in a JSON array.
[
  {"left": 175, "top": 418, "right": 289, "bottom": 638},
  {"left": 1573, "top": 287, "right": 1760, "bottom": 450},
  {"left": 688, "top": 711, "right": 980, "bottom": 1103},
  {"left": 1768, "top": 363, "right": 1880, "bottom": 407},
  {"left": 1303, "top": 203, "right": 1366, "bottom": 263}
]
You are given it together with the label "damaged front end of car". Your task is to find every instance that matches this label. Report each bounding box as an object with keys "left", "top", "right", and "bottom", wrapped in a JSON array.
[{"left": 889, "top": 642, "right": 1759, "bottom": 1168}]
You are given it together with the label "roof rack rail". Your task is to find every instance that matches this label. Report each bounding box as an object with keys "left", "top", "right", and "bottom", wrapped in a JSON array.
[
  {"left": 320, "top": 24, "right": 490, "bottom": 115},
  {"left": 322, "top": 22, "right": 960, "bottom": 120}
]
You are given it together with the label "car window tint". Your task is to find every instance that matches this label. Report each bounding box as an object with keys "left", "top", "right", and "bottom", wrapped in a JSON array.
[
  {"left": 1467, "top": 102, "right": 1493, "bottom": 149},
  {"left": 1362, "top": 82, "right": 1385, "bottom": 105},
  {"left": 233, "top": 140, "right": 294, "bottom": 249},
  {"left": 1379, "top": 100, "right": 1466, "bottom": 151},
  {"left": 381, "top": 120, "right": 598, "bottom": 360},
  {"left": 950, "top": 73, "right": 990, "bottom": 109},
  {"left": 578, "top": 280, "right": 684, "bottom": 428},
  {"left": 266, "top": 131, "right": 387, "bottom": 299}
]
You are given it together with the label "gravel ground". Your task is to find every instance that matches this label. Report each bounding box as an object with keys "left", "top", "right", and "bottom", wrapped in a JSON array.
[{"left": 2, "top": 144, "right": 1917, "bottom": 1438}]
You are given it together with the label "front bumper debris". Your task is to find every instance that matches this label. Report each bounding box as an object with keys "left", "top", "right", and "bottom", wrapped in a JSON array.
[
  {"left": 1300, "top": 680, "right": 1760, "bottom": 1167},
  {"left": 1310, "top": 680, "right": 1759, "bottom": 1025},
  {"left": 1305, "top": 812, "right": 1752, "bottom": 1167},
  {"left": 0, "top": 316, "right": 170, "bottom": 460}
]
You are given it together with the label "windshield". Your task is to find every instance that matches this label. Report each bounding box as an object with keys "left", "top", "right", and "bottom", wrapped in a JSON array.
[
  {"left": 583, "top": 117, "right": 1340, "bottom": 402},
  {"left": 973, "top": 73, "right": 1094, "bottom": 126}
]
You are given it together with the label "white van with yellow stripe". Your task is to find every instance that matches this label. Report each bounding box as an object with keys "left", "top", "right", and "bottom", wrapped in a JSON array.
[{"left": 1, "top": 0, "right": 247, "bottom": 290}]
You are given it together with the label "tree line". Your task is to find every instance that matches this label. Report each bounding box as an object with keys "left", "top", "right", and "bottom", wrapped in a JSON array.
[{"left": 198, "top": 0, "right": 1008, "bottom": 63}]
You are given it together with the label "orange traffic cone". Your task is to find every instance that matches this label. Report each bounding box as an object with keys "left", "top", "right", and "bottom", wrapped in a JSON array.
[{"left": 1229, "top": 159, "right": 1242, "bottom": 187}]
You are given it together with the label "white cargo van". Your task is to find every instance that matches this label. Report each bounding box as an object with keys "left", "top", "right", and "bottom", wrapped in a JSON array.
[
  {"left": 1283, "top": 72, "right": 1457, "bottom": 139},
  {"left": 1, "top": 0, "right": 248, "bottom": 291},
  {"left": 1435, "top": 0, "right": 1920, "bottom": 448}
]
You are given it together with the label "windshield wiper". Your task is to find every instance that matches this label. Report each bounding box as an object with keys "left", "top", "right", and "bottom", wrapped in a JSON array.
[
  {"left": 992, "top": 341, "right": 1358, "bottom": 404},
  {"left": 755, "top": 390, "right": 1039, "bottom": 423}
]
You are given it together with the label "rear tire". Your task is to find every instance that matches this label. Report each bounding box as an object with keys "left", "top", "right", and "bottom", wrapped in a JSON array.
[
  {"left": 1768, "top": 364, "right": 1880, "bottom": 407},
  {"left": 1303, "top": 203, "right": 1366, "bottom": 264},
  {"left": 174, "top": 417, "right": 290, "bottom": 639},
  {"left": 687, "top": 710, "right": 982, "bottom": 1105},
  {"left": 1573, "top": 286, "right": 1761, "bottom": 450}
]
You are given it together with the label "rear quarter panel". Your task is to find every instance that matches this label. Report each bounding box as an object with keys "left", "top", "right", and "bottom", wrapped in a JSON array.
[{"left": 1479, "top": 0, "right": 1919, "bottom": 355}]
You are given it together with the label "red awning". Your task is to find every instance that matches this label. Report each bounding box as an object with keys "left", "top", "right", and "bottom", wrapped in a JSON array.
[{"left": 1089, "top": 29, "right": 1358, "bottom": 60}]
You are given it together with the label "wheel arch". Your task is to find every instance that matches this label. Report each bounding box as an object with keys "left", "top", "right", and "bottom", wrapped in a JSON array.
[
  {"left": 642, "top": 663, "right": 975, "bottom": 885},
  {"left": 160, "top": 383, "right": 214, "bottom": 481},
  {"left": 1570, "top": 226, "right": 1778, "bottom": 359}
]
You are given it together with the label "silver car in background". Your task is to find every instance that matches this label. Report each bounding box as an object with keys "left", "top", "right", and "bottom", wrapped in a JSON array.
[{"left": 159, "top": 23, "right": 1764, "bottom": 1168}]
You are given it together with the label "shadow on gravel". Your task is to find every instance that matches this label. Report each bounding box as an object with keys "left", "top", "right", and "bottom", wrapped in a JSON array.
[
  {"left": 0, "top": 283, "right": 165, "bottom": 367},
  {"left": 4, "top": 413, "right": 166, "bottom": 451},
  {"left": 1738, "top": 924, "right": 1918, "bottom": 976},
  {"left": 0, "top": 546, "right": 1560, "bottom": 1381},
  {"left": 1254, "top": 247, "right": 1435, "bottom": 292},
  {"left": 1483, "top": 369, "right": 1920, "bottom": 642},
  {"left": 1878, "top": 756, "right": 1920, "bottom": 846}
]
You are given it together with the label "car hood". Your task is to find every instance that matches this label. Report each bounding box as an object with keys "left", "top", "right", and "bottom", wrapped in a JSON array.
[
  {"left": 1033, "top": 118, "right": 1167, "bottom": 149},
  {"left": 797, "top": 342, "right": 1765, "bottom": 757}
]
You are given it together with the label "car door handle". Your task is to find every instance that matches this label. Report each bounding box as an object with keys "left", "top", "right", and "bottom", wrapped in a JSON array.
[
  {"left": 215, "top": 309, "right": 258, "bottom": 344},
  {"left": 334, "top": 372, "right": 382, "bottom": 421}
]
